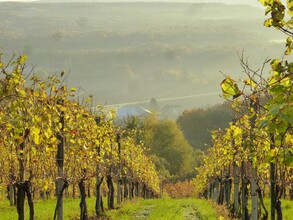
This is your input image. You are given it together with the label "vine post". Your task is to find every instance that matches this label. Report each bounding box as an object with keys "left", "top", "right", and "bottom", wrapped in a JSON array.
[
  {"left": 95, "top": 117, "right": 104, "bottom": 218},
  {"left": 56, "top": 99, "right": 65, "bottom": 220},
  {"left": 117, "top": 133, "right": 122, "bottom": 205},
  {"left": 250, "top": 100, "right": 258, "bottom": 220}
]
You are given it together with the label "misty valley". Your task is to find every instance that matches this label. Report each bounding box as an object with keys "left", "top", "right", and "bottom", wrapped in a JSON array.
[{"left": 0, "top": 2, "right": 284, "bottom": 110}]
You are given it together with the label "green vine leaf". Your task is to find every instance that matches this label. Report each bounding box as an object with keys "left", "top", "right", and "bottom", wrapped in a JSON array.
[{"left": 220, "top": 77, "right": 242, "bottom": 99}]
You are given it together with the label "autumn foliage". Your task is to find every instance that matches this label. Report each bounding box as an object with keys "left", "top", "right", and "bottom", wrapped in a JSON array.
[
  {"left": 0, "top": 53, "right": 161, "bottom": 219},
  {"left": 164, "top": 181, "right": 194, "bottom": 198}
]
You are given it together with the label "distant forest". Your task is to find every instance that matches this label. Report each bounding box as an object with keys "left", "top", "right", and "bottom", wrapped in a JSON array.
[
  {"left": 177, "top": 102, "right": 233, "bottom": 151},
  {"left": 0, "top": 2, "right": 284, "bottom": 109}
]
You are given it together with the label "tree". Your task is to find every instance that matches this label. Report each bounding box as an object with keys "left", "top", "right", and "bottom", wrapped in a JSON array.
[
  {"left": 149, "top": 97, "right": 159, "bottom": 113},
  {"left": 143, "top": 116, "right": 198, "bottom": 180},
  {"left": 177, "top": 103, "right": 233, "bottom": 151}
]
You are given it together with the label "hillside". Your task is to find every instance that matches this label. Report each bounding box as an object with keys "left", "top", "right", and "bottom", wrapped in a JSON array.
[{"left": 0, "top": 2, "right": 284, "bottom": 109}]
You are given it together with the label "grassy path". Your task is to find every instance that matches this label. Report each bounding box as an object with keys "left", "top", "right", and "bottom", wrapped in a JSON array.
[
  {"left": 0, "top": 197, "right": 217, "bottom": 219},
  {"left": 106, "top": 198, "right": 217, "bottom": 220},
  {"left": 1, "top": 197, "right": 293, "bottom": 219}
]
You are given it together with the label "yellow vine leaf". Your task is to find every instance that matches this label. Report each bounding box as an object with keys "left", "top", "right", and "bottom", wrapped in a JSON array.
[
  {"left": 243, "top": 79, "right": 256, "bottom": 87},
  {"left": 264, "top": 18, "right": 273, "bottom": 27},
  {"left": 31, "top": 126, "right": 41, "bottom": 145},
  {"left": 287, "top": 0, "right": 293, "bottom": 16},
  {"left": 17, "top": 55, "right": 27, "bottom": 65},
  {"left": 18, "top": 89, "right": 26, "bottom": 98},
  {"left": 280, "top": 76, "right": 291, "bottom": 88},
  {"left": 259, "top": 0, "right": 273, "bottom": 6},
  {"left": 33, "top": 115, "right": 41, "bottom": 123},
  {"left": 233, "top": 127, "right": 242, "bottom": 139},
  {"left": 50, "top": 136, "right": 57, "bottom": 143},
  {"left": 220, "top": 77, "right": 241, "bottom": 99}
]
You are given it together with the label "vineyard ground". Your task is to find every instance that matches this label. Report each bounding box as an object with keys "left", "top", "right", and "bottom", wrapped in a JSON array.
[
  {"left": 106, "top": 198, "right": 218, "bottom": 220},
  {"left": 0, "top": 197, "right": 217, "bottom": 219},
  {"left": 0, "top": 197, "right": 293, "bottom": 219}
]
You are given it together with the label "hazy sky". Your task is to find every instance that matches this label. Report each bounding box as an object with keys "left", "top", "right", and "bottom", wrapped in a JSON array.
[
  {"left": 0, "top": 0, "right": 288, "bottom": 9},
  {"left": 0, "top": 0, "right": 263, "bottom": 7}
]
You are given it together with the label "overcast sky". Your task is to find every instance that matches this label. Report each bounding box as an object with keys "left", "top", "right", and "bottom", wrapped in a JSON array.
[{"left": 0, "top": 0, "right": 263, "bottom": 7}]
